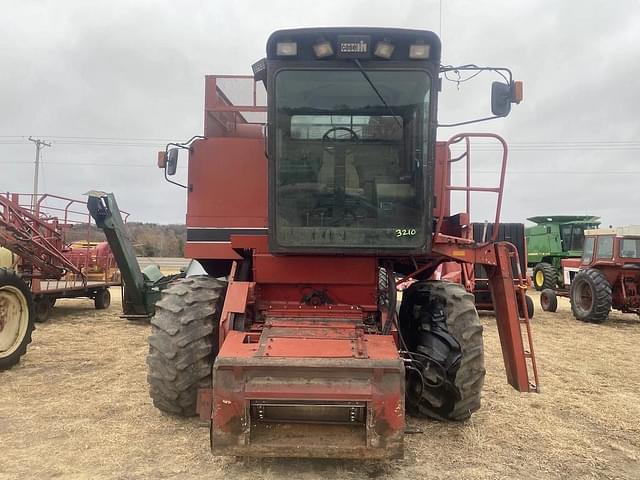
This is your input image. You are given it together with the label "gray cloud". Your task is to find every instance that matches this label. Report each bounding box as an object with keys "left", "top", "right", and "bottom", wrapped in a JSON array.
[{"left": 2, "top": 0, "right": 639, "bottom": 227}]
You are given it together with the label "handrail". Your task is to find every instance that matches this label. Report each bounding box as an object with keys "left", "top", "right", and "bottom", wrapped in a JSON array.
[{"left": 434, "top": 133, "right": 508, "bottom": 243}]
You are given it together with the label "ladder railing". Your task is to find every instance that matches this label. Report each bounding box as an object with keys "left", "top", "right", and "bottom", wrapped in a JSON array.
[
  {"left": 0, "top": 194, "right": 84, "bottom": 280},
  {"left": 434, "top": 133, "right": 508, "bottom": 242}
]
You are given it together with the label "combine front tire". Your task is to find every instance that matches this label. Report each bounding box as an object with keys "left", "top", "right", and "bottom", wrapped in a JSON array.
[
  {"left": 147, "top": 276, "right": 226, "bottom": 416},
  {"left": 0, "top": 269, "right": 35, "bottom": 370},
  {"left": 532, "top": 262, "right": 556, "bottom": 291},
  {"left": 400, "top": 281, "right": 485, "bottom": 421},
  {"left": 569, "top": 269, "right": 611, "bottom": 323}
]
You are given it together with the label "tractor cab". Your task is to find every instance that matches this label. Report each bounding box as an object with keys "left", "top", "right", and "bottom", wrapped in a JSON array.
[
  {"left": 581, "top": 226, "right": 640, "bottom": 266},
  {"left": 541, "top": 226, "right": 640, "bottom": 321}
]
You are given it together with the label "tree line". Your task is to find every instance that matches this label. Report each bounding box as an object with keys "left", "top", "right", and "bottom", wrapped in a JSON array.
[{"left": 67, "top": 222, "right": 185, "bottom": 257}]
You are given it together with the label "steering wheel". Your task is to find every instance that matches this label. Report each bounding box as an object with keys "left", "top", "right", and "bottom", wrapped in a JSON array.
[
  {"left": 322, "top": 127, "right": 360, "bottom": 142},
  {"left": 322, "top": 126, "right": 359, "bottom": 153}
]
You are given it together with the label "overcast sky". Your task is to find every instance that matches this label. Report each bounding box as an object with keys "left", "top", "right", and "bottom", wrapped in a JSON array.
[{"left": 2, "top": 0, "right": 640, "bottom": 226}]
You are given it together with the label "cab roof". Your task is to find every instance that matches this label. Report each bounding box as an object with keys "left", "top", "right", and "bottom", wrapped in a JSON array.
[
  {"left": 266, "top": 27, "right": 441, "bottom": 62},
  {"left": 585, "top": 225, "right": 640, "bottom": 237},
  {"left": 527, "top": 215, "right": 600, "bottom": 225}
]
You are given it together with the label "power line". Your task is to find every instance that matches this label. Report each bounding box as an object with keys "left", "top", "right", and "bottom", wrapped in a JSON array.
[
  {"left": 1, "top": 135, "right": 640, "bottom": 145},
  {"left": 0, "top": 160, "right": 183, "bottom": 168},
  {"left": 0, "top": 135, "right": 175, "bottom": 141},
  {"left": 3, "top": 138, "right": 640, "bottom": 150}
]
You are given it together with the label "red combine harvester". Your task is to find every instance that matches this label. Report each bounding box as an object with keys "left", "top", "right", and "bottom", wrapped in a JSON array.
[
  {"left": 0, "top": 193, "right": 123, "bottom": 370},
  {"left": 151, "top": 27, "right": 538, "bottom": 459}
]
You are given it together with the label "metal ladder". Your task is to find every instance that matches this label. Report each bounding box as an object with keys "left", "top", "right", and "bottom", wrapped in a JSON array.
[
  {"left": 509, "top": 246, "right": 540, "bottom": 392},
  {"left": 487, "top": 241, "right": 540, "bottom": 393}
]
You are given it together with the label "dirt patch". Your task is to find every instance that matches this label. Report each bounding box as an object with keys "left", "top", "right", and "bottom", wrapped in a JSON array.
[{"left": 1, "top": 290, "right": 639, "bottom": 479}]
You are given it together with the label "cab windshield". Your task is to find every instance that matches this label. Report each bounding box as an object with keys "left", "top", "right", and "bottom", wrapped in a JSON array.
[
  {"left": 620, "top": 238, "right": 640, "bottom": 258},
  {"left": 273, "top": 69, "right": 430, "bottom": 250},
  {"left": 560, "top": 224, "right": 597, "bottom": 252}
]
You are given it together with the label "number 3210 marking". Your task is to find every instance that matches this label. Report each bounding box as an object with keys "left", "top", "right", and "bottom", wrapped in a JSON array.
[{"left": 395, "top": 228, "right": 417, "bottom": 237}]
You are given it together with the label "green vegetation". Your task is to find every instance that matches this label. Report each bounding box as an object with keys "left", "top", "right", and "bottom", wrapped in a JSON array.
[{"left": 68, "top": 223, "right": 185, "bottom": 257}]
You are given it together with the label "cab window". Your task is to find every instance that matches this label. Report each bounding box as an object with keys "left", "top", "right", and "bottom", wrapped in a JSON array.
[
  {"left": 582, "top": 236, "right": 595, "bottom": 264},
  {"left": 596, "top": 236, "right": 614, "bottom": 260},
  {"left": 620, "top": 238, "right": 640, "bottom": 258}
]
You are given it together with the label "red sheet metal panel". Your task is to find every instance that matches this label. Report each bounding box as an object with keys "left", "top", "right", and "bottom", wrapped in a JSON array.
[
  {"left": 186, "top": 137, "right": 267, "bottom": 229},
  {"left": 224, "top": 281, "right": 251, "bottom": 313},
  {"left": 184, "top": 242, "right": 242, "bottom": 260},
  {"left": 264, "top": 338, "right": 356, "bottom": 358},
  {"left": 252, "top": 254, "right": 377, "bottom": 285}
]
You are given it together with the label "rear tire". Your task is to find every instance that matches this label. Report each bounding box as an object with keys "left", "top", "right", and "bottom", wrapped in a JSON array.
[
  {"left": 532, "top": 262, "right": 556, "bottom": 291},
  {"left": 147, "top": 276, "right": 226, "bottom": 416},
  {"left": 94, "top": 289, "right": 111, "bottom": 310},
  {"left": 540, "top": 289, "right": 558, "bottom": 312},
  {"left": 400, "top": 281, "right": 485, "bottom": 421},
  {"left": 0, "top": 269, "right": 35, "bottom": 370},
  {"left": 570, "top": 269, "right": 611, "bottom": 323}
]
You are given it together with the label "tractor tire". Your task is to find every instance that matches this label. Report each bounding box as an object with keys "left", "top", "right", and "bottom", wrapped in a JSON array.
[
  {"left": 147, "top": 276, "right": 226, "bottom": 416},
  {"left": 532, "top": 262, "right": 556, "bottom": 291},
  {"left": 540, "top": 289, "right": 558, "bottom": 312},
  {"left": 569, "top": 269, "right": 612, "bottom": 323},
  {"left": 94, "top": 288, "right": 111, "bottom": 310},
  {"left": 0, "top": 269, "right": 35, "bottom": 370},
  {"left": 400, "top": 281, "right": 485, "bottom": 421},
  {"left": 34, "top": 297, "right": 54, "bottom": 323},
  {"left": 518, "top": 295, "right": 535, "bottom": 319}
]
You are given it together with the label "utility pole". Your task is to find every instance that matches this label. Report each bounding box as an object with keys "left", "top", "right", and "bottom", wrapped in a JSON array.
[{"left": 28, "top": 137, "right": 51, "bottom": 211}]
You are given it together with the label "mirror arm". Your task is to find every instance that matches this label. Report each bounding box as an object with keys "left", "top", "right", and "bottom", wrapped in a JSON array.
[
  {"left": 438, "top": 115, "right": 503, "bottom": 128},
  {"left": 161, "top": 136, "right": 206, "bottom": 190},
  {"left": 440, "top": 64, "right": 513, "bottom": 84},
  {"left": 163, "top": 165, "right": 188, "bottom": 189}
]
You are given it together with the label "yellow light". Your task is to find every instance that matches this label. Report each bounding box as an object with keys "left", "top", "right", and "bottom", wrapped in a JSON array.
[
  {"left": 313, "top": 41, "right": 334, "bottom": 58},
  {"left": 276, "top": 42, "right": 297, "bottom": 56},
  {"left": 409, "top": 43, "right": 430, "bottom": 59},
  {"left": 374, "top": 41, "right": 395, "bottom": 59}
]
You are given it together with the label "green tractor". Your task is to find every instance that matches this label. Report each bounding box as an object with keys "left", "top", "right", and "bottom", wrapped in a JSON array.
[{"left": 526, "top": 216, "right": 600, "bottom": 290}]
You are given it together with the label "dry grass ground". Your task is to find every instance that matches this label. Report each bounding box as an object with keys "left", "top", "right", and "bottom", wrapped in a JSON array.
[{"left": 1, "top": 289, "right": 639, "bottom": 480}]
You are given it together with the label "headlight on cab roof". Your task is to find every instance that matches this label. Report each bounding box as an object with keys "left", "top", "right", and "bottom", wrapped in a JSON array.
[
  {"left": 276, "top": 41, "right": 297, "bottom": 56},
  {"left": 374, "top": 40, "right": 395, "bottom": 59},
  {"left": 313, "top": 40, "right": 334, "bottom": 58},
  {"left": 409, "top": 43, "right": 430, "bottom": 59}
]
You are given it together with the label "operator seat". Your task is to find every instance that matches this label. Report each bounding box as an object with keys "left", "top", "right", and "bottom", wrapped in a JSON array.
[{"left": 317, "top": 149, "right": 361, "bottom": 192}]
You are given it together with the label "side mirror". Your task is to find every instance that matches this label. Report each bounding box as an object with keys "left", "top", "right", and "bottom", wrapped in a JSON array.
[
  {"left": 166, "top": 148, "right": 179, "bottom": 176},
  {"left": 491, "top": 80, "right": 524, "bottom": 117},
  {"left": 491, "top": 82, "right": 512, "bottom": 117}
]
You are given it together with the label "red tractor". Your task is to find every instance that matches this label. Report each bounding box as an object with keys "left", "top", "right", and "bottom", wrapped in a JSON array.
[
  {"left": 540, "top": 226, "right": 640, "bottom": 323},
  {"left": 151, "top": 27, "right": 537, "bottom": 459}
]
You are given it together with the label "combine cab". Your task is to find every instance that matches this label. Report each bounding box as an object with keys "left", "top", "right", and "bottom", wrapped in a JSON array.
[
  {"left": 151, "top": 27, "right": 538, "bottom": 459},
  {"left": 526, "top": 215, "right": 600, "bottom": 290}
]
